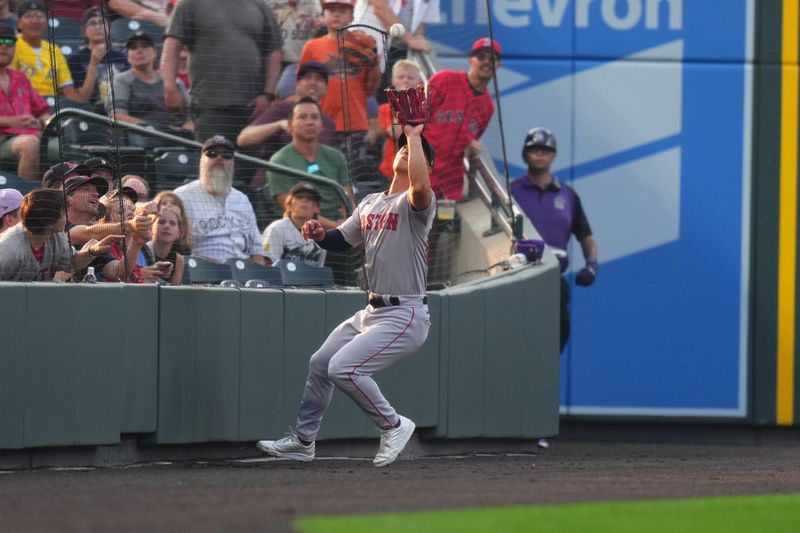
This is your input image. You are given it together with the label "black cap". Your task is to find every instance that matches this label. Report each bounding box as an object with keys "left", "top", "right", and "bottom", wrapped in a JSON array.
[
  {"left": 81, "top": 6, "right": 104, "bottom": 27},
  {"left": 288, "top": 181, "right": 322, "bottom": 202},
  {"left": 0, "top": 25, "right": 16, "bottom": 41},
  {"left": 102, "top": 186, "right": 138, "bottom": 205},
  {"left": 201, "top": 134, "right": 236, "bottom": 152},
  {"left": 63, "top": 175, "right": 110, "bottom": 197},
  {"left": 397, "top": 134, "right": 435, "bottom": 168},
  {"left": 83, "top": 156, "right": 114, "bottom": 174},
  {"left": 296, "top": 61, "right": 329, "bottom": 82},
  {"left": 126, "top": 31, "right": 155, "bottom": 48},
  {"left": 42, "top": 162, "right": 90, "bottom": 188},
  {"left": 17, "top": 0, "right": 45, "bottom": 19}
]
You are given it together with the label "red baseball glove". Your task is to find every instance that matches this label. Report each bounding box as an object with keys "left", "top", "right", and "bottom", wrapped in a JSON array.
[
  {"left": 341, "top": 30, "right": 378, "bottom": 68},
  {"left": 385, "top": 83, "right": 429, "bottom": 126}
]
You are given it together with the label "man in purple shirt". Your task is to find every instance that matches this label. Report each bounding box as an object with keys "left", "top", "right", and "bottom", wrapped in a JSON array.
[{"left": 510, "top": 127, "right": 598, "bottom": 353}]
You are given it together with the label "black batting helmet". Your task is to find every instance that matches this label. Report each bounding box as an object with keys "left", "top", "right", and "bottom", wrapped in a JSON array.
[{"left": 522, "top": 127, "right": 557, "bottom": 160}]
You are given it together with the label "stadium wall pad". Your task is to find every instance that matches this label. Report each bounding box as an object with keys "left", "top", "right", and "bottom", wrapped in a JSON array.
[{"left": 0, "top": 261, "right": 561, "bottom": 465}]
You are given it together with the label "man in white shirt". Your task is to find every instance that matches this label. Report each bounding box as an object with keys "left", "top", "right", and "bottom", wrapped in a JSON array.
[{"left": 174, "top": 135, "right": 266, "bottom": 264}]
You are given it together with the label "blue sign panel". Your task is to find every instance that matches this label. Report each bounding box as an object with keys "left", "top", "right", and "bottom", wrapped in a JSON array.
[{"left": 428, "top": 0, "right": 753, "bottom": 417}]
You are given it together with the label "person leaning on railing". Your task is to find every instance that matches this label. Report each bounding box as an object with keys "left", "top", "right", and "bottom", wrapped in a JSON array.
[{"left": 0, "top": 188, "right": 122, "bottom": 282}]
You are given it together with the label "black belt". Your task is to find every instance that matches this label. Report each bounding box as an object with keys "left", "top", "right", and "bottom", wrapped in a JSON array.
[{"left": 368, "top": 295, "right": 428, "bottom": 308}]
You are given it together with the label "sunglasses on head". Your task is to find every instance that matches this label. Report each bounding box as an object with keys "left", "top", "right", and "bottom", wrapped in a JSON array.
[{"left": 204, "top": 149, "right": 234, "bottom": 160}]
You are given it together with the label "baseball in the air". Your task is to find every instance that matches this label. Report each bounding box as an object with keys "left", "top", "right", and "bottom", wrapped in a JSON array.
[{"left": 389, "top": 23, "right": 405, "bottom": 38}]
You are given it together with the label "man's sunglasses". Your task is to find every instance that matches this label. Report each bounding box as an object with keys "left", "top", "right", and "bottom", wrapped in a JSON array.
[
  {"left": 204, "top": 150, "right": 234, "bottom": 160},
  {"left": 0, "top": 38, "right": 16, "bottom": 46},
  {"left": 473, "top": 51, "right": 500, "bottom": 62}
]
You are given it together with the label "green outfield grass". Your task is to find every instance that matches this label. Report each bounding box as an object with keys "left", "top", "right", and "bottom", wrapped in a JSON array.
[{"left": 296, "top": 493, "right": 800, "bottom": 532}]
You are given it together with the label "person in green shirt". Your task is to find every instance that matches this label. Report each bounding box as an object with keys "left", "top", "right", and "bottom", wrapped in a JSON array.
[{"left": 268, "top": 96, "right": 355, "bottom": 229}]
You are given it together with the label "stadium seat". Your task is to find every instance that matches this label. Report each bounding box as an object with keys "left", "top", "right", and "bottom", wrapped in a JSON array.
[
  {"left": 225, "top": 258, "right": 283, "bottom": 286},
  {"left": 48, "top": 17, "right": 83, "bottom": 49},
  {"left": 153, "top": 148, "right": 199, "bottom": 192},
  {"left": 184, "top": 256, "right": 234, "bottom": 285},
  {"left": 0, "top": 171, "right": 39, "bottom": 194},
  {"left": 275, "top": 260, "right": 336, "bottom": 287},
  {"left": 110, "top": 18, "right": 165, "bottom": 51}
]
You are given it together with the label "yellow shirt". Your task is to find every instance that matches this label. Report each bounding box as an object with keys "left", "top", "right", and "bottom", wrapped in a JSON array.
[{"left": 12, "top": 38, "right": 74, "bottom": 98}]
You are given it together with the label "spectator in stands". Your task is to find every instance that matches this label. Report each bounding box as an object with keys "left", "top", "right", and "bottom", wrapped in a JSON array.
[
  {"left": 63, "top": 174, "right": 152, "bottom": 247},
  {"left": 266, "top": 0, "right": 323, "bottom": 68},
  {"left": 0, "top": 187, "right": 121, "bottom": 281},
  {"left": 268, "top": 96, "right": 352, "bottom": 229},
  {"left": 108, "top": 0, "right": 174, "bottom": 28},
  {"left": 144, "top": 205, "right": 185, "bottom": 284},
  {"left": 68, "top": 7, "right": 129, "bottom": 108},
  {"left": 122, "top": 173, "right": 150, "bottom": 202},
  {"left": 80, "top": 156, "right": 115, "bottom": 192},
  {"left": 354, "top": 0, "right": 439, "bottom": 97},
  {"left": 42, "top": 160, "right": 89, "bottom": 188},
  {"left": 355, "top": 0, "right": 438, "bottom": 54},
  {"left": 426, "top": 37, "right": 498, "bottom": 202},
  {"left": 97, "top": 186, "right": 150, "bottom": 282},
  {"left": 299, "top": 0, "right": 380, "bottom": 163},
  {"left": 423, "top": 37, "right": 499, "bottom": 286},
  {"left": 237, "top": 61, "right": 336, "bottom": 189},
  {"left": 64, "top": 173, "right": 108, "bottom": 228},
  {"left": 0, "top": 0, "right": 16, "bottom": 32},
  {"left": 262, "top": 181, "right": 325, "bottom": 267},
  {"left": 12, "top": 0, "right": 91, "bottom": 103},
  {"left": 378, "top": 59, "right": 420, "bottom": 180},
  {"left": 108, "top": 31, "right": 193, "bottom": 136},
  {"left": 152, "top": 190, "right": 192, "bottom": 253},
  {"left": 0, "top": 187, "right": 22, "bottom": 234},
  {"left": 161, "top": 0, "right": 282, "bottom": 147},
  {"left": 174, "top": 134, "right": 265, "bottom": 264},
  {"left": 0, "top": 24, "right": 50, "bottom": 181}
]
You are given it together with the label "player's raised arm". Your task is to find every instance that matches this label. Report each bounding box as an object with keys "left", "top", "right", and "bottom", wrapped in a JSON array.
[{"left": 404, "top": 123, "right": 432, "bottom": 210}]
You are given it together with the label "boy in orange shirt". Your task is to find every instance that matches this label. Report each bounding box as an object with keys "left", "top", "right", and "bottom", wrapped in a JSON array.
[{"left": 299, "top": 0, "right": 381, "bottom": 163}]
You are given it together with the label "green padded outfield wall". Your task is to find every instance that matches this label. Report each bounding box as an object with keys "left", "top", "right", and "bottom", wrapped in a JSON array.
[
  {"left": 0, "top": 261, "right": 560, "bottom": 451},
  {"left": 751, "top": 0, "right": 800, "bottom": 426},
  {"left": 0, "top": 284, "right": 158, "bottom": 450}
]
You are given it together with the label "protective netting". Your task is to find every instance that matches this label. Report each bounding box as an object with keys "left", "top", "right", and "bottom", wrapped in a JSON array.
[{"left": 0, "top": 0, "right": 510, "bottom": 287}]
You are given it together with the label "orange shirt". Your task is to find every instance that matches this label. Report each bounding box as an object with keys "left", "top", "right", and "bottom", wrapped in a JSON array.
[{"left": 299, "top": 35, "right": 374, "bottom": 132}]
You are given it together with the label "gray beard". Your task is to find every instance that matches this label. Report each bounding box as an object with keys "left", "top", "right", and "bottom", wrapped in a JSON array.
[{"left": 201, "top": 166, "right": 233, "bottom": 197}]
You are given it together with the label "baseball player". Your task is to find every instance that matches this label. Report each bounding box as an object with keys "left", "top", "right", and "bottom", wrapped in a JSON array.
[{"left": 257, "top": 122, "right": 435, "bottom": 467}]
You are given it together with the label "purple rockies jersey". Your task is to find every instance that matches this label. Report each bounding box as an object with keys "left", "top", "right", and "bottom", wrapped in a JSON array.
[
  {"left": 511, "top": 176, "right": 592, "bottom": 264},
  {"left": 338, "top": 189, "right": 436, "bottom": 296}
]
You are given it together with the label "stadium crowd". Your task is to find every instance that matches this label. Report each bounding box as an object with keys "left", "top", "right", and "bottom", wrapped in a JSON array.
[{"left": 0, "top": 0, "right": 510, "bottom": 288}]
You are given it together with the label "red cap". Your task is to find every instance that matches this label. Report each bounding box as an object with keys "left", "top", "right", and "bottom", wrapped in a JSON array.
[{"left": 471, "top": 37, "right": 502, "bottom": 57}]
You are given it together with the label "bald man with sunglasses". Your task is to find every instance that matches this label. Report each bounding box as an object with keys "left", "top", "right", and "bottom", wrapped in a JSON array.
[{"left": 174, "top": 134, "right": 266, "bottom": 264}]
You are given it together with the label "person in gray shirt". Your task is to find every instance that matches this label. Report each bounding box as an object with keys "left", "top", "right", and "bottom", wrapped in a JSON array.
[
  {"left": 161, "top": 0, "right": 282, "bottom": 146},
  {"left": 107, "top": 31, "right": 193, "bottom": 137}
]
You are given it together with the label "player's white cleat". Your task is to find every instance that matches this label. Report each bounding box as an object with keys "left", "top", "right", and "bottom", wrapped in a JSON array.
[
  {"left": 256, "top": 434, "right": 315, "bottom": 462},
  {"left": 373, "top": 415, "right": 415, "bottom": 467}
]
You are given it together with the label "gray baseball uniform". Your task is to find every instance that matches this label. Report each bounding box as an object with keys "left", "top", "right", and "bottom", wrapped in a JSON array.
[{"left": 293, "top": 189, "right": 436, "bottom": 441}]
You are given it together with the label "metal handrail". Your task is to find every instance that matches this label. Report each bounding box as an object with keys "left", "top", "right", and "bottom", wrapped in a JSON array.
[{"left": 44, "top": 107, "right": 354, "bottom": 214}]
